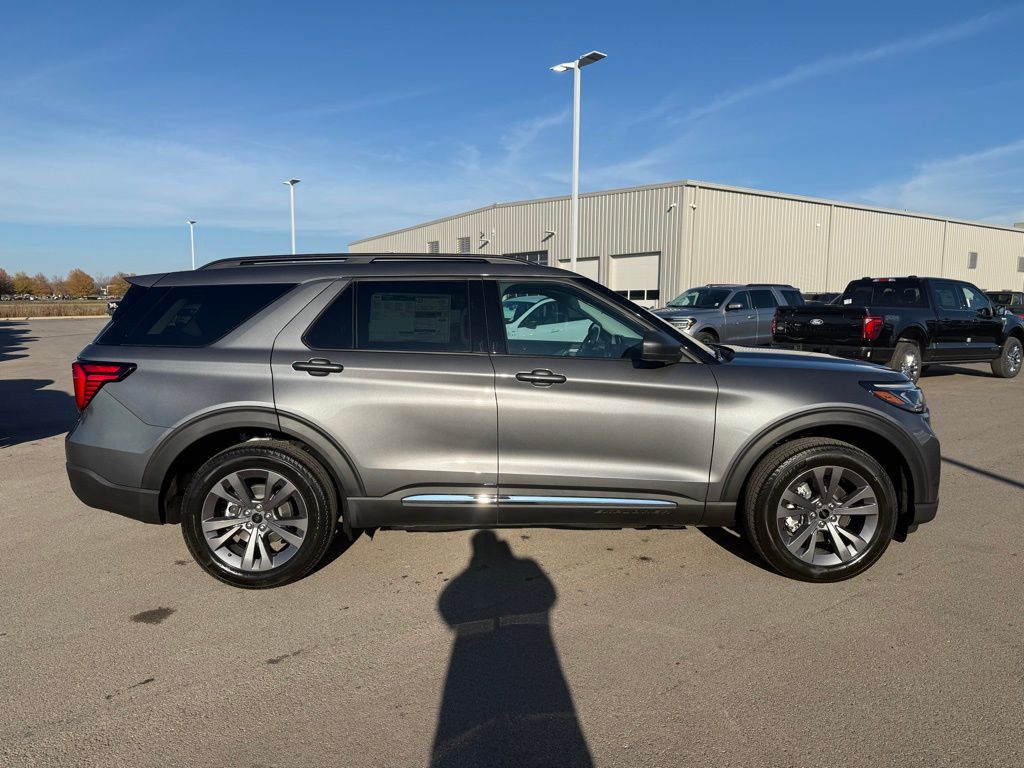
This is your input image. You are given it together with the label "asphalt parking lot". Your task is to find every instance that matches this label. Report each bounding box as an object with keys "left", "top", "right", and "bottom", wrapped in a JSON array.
[{"left": 1, "top": 317, "right": 1022, "bottom": 768}]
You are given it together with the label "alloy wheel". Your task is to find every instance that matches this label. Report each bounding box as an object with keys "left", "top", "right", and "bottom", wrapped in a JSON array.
[
  {"left": 1008, "top": 342, "right": 1022, "bottom": 375},
  {"left": 200, "top": 468, "right": 308, "bottom": 572},
  {"left": 899, "top": 351, "right": 920, "bottom": 380},
  {"left": 776, "top": 465, "right": 880, "bottom": 567}
]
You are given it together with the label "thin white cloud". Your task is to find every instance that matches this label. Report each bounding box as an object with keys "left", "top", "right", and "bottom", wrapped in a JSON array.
[
  {"left": 856, "top": 137, "right": 1024, "bottom": 224},
  {"left": 680, "top": 8, "right": 1017, "bottom": 123}
]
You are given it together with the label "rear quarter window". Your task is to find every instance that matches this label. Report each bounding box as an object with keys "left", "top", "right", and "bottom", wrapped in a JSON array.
[{"left": 97, "top": 283, "right": 292, "bottom": 347}]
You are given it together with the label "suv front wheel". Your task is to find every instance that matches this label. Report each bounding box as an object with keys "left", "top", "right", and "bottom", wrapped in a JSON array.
[
  {"left": 742, "top": 438, "right": 897, "bottom": 582},
  {"left": 181, "top": 441, "right": 339, "bottom": 588}
]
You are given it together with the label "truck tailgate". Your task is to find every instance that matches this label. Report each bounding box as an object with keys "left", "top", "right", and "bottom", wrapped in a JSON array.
[{"left": 773, "top": 305, "right": 867, "bottom": 345}]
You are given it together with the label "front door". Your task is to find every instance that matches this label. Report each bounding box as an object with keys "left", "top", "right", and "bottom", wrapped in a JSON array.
[
  {"left": 272, "top": 278, "right": 498, "bottom": 527},
  {"left": 723, "top": 290, "right": 757, "bottom": 345},
  {"left": 957, "top": 282, "right": 1003, "bottom": 360},
  {"left": 486, "top": 279, "right": 718, "bottom": 526}
]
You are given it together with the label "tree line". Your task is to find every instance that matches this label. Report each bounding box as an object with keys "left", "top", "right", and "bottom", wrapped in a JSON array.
[{"left": 0, "top": 268, "right": 132, "bottom": 298}]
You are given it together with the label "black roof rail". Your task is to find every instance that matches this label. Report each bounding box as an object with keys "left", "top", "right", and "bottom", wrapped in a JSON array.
[{"left": 199, "top": 252, "right": 533, "bottom": 270}]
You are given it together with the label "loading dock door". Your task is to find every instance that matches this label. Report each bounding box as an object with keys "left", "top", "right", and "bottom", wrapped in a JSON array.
[
  {"left": 610, "top": 252, "right": 661, "bottom": 308},
  {"left": 576, "top": 257, "right": 600, "bottom": 282}
]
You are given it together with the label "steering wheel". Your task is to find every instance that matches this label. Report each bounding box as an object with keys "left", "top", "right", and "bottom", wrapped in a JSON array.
[{"left": 578, "top": 323, "right": 606, "bottom": 357}]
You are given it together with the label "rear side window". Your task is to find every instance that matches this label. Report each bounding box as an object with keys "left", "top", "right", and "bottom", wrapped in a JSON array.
[
  {"left": 97, "top": 283, "right": 292, "bottom": 347},
  {"left": 931, "top": 282, "right": 963, "bottom": 311},
  {"left": 841, "top": 281, "right": 928, "bottom": 308},
  {"left": 356, "top": 280, "right": 472, "bottom": 353},
  {"left": 780, "top": 289, "right": 804, "bottom": 306},
  {"left": 750, "top": 289, "right": 779, "bottom": 309}
]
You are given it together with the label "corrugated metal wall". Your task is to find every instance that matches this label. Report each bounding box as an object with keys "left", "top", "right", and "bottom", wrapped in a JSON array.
[{"left": 350, "top": 181, "right": 1024, "bottom": 301}]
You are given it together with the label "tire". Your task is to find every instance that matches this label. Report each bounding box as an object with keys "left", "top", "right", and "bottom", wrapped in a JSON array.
[
  {"left": 742, "top": 438, "right": 898, "bottom": 582},
  {"left": 888, "top": 340, "right": 921, "bottom": 383},
  {"left": 696, "top": 331, "right": 718, "bottom": 346},
  {"left": 990, "top": 336, "right": 1023, "bottom": 379},
  {"left": 181, "top": 440, "right": 339, "bottom": 589}
]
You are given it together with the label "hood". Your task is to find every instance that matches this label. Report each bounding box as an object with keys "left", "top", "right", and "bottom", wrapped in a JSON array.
[
  {"left": 654, "top": 306, "right": 721, "bottom": 318},
  {"left": 721, "top": 345, "right": 908, "bottom": 380}
]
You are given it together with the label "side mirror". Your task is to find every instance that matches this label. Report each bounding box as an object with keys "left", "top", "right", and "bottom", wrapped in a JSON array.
[
  {"left": 979, "top": 306, "right": 993, "bottom": 318},
  {"left": 726, "top": 302, "right": 743, "bottom": 311},
  {"left": 640, "top": 330, "right": 682, "bottom": 363}
]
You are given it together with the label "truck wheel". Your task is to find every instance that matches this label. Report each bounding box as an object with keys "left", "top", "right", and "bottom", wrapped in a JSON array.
[
  {"left": 889, "top": 340, "right": 921, "bottom": 383},
  {"left": 696, "top": 331, "right": 718, "bottom": 345},
  {"left": 742, "top": 438, "right": 898, "bottom": 582},
  {"left": 181, "top": 440, "right": 339, "bottom": 589},
  {"left": 991, "top": 336, "right": 1023, "bottom": 379}
]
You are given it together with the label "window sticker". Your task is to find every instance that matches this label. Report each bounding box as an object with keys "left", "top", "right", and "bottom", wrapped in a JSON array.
[{"left": 368, "top": 293, "right": 452, "bottom": 343}]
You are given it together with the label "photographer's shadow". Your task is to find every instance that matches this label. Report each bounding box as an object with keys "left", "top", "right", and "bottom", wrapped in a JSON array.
[{"left": 429, "top": 531, "right": 592, "bottom": 768}]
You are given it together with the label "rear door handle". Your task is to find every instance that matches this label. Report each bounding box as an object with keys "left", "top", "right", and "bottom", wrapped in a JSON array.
[
  {"left": 515, "top": 369, "right": 567, "bottom": 386},
  {"left": 292, "top": 358, "right": 344, "bottom": 376}
]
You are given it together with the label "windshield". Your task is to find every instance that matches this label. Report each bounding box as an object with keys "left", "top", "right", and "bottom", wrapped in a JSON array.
[
  {"left": 667, "top": 287, "right": 732, "bottom": 309},
  {"left": 501, "top": 296, "right": 544, "bottom": 323},
  {"left": 986, "top": 292, "right": 1015, "bottom": 306}
]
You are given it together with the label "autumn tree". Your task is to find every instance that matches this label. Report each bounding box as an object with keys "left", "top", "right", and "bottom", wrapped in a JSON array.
[
  {"left": 32, "top": 273, "right": 51, "bottom": 296},
  {"left": 106, "top": 273, "right": 131, "bottom": 297},
  {"left": 0, "top": 268, "right": 13, "bottom": 296},
  {"left": 50, "top": 274, "right": 67, "bottom": 297},
  {"left": 12, "top": 271, "right": 34, "bottom": 295},
  {"left": 65, "top": 268, "right": 97, "bottom": 298}
]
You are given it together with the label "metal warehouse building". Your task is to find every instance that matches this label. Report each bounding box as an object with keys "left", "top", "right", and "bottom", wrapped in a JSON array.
[{"left": 349, "top": 180, "right": 1024, "bottom": 308}]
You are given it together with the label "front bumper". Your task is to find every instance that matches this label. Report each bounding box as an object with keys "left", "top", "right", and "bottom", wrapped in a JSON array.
[{"left": 66, "top": 462, "right": 162, "bottom": 524}]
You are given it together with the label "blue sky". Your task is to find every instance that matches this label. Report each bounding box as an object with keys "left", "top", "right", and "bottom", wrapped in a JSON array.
[{"left": 2, "top": 0, "right": 1022, "bottom": 277}]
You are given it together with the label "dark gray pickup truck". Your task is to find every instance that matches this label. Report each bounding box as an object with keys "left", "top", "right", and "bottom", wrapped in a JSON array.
[{"left": 773, "top": 276, "right": 1024, "bottom": 382}]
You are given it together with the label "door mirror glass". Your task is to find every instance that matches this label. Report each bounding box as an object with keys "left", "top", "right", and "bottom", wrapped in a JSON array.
[{"left": 640, "top": 330, "right": 682, "bottom": 363}]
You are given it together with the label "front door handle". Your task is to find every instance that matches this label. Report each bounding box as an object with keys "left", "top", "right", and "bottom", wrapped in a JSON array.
[
  {"left": 292, "top": 358, "right": 344, "bottom": 376},
  {"left": 515, "top": 369, "right": 567, "bottom": 386}
]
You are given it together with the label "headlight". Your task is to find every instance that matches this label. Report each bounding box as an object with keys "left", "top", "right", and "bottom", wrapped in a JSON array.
[
  {"left": 678, "top": 317, "right": 696, "bottom": 331},
  {"left": 861, "top": 381, "right": 927, "bottom": 413}
]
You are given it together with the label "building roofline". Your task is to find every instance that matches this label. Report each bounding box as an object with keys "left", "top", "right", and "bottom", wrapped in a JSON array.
[{"left": 348, "top": 179, "right": 1024, "bottom": 246}]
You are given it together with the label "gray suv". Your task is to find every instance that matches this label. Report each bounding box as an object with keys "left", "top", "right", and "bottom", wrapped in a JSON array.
[
  {"left": 66, "top": 255, "right": 940, "bottom": 588},
  {"left": 654, "top": 283, "right": 805, "bottom": 346}
]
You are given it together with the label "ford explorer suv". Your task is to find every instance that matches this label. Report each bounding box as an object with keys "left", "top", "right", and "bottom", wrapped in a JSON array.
[
  {"left": 654, "top": 283, "right": 804, "bottom": 346},
  {"left": 66, "top": 255, "right": 940, "bottom": 588},
  {"left": 773, "top": 276, "right": 1024, "bottom": 382}
]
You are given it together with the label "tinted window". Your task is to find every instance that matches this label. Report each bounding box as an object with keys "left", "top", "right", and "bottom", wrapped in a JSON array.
[
  {"left": 304, "top": 286, "right": 354, "bottom": 349},
  {"left": 781, "top": 289, "right": 804, "bottom": 306},
  {"left": 960, "top": 284, "right": 990, "bottom": 311},
  {"left": 498, "top": 281, "right": 644, "bottom": 359},
  {"left": 97, "top": 283, "right": 291, "bottom": 347},
  {"left": 356, "top": 280, "right": 472, "bottom": 353},
  {"left": 667, "top": 287, "right": 731, "bottom": 309},
  {"left": 841, "top": 281, "right": 928, "bottom": 308},
  {"left": 931, "top": 283, "right": 962, "bottom": 311},
  {"left": 728, "top": 291, "right": 751, "bottom": 310},
  {"left": 750, "top": 289, "right": 779, "bottom": 309}
]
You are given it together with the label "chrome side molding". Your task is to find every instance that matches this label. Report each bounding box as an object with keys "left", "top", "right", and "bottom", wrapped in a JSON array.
[{"left": 401, "top": 494, "right": 676, "bottom": 508}]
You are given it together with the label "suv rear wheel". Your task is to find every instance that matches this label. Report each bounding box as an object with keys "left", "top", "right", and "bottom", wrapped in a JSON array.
[
  {"left": 181, "top": 440, "right": 339, "bottom": 588},
  {"left": 742, "top": 438, "right": 897, "bottom": 582},
  {"left": 889, "top": 340, "right": 921, "bottom": 383}
]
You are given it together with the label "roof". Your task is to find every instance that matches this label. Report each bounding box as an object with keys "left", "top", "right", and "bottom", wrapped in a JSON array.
[
  {"left": 128, "top": 253, "right": 566, "bottom": 287},
  {"left": 348, "top": 178, "right": 1024, "bottom": 245}
]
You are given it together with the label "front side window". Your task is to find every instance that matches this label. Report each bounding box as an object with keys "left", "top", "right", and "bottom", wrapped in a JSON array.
[
  {"left": 497, "top": 281, "right": 645, "bottom": 359},
  {"left": 728, "top": 291, "right": 751, "bottom": 310},
  {"left": 960, "top": 284, "right": 990, "bottom": 311}
]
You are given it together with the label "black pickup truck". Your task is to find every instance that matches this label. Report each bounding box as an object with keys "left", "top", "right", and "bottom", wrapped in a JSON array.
[{"left": 772, "top": 276, "right": 1024, "bottom": 382}]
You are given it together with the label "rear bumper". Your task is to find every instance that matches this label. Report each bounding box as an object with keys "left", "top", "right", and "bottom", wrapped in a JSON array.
[
  {"left": 66, "top": 463, "right": 162, "bottom": 524},
  {"left": 773, "top": 342, "right": 896, "bottom": 364}
]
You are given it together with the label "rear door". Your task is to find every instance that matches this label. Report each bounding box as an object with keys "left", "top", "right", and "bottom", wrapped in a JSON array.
[
  {"left": 749, "top": 288, "right": 780, "bottom": 345},
  {"left": 723, "top": 290, "right": 757, "bottom": 345},
  {"left": 486, "top": 278, "right": 718, "bottom": 526},
  {"left": 271, "top": 278, "right": 498, "bottom": 527},
  {"left": 929, "top": 280, "right": 970, "bottom": 360}
]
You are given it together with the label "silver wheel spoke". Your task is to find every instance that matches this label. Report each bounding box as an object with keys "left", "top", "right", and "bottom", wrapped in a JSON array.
[
  {"left": 225, "top": 473, "right": 253, "bottom": 506},
  {"left": 835, "top": 524, "right": 868, "bottom": 552},
  {"left": 810, "top": 467, "right": 829, "bottom": 500},
  {"left": 802, "top": 531, "right": 818, "bottom": 562},
  {"left": 823, "top": 467, "right": 844, "bottom": 506},
  {"left": 786, "top": 523, "right": 816, "bottom": 554},
  {"left": 838, "top": 503, "right": 878, "bottom": 517},
  {"left": 202, "top": 516, "right": 243, "bottom": 532},
  {"left": 781, "top": 490, "right": 815, "bottom": 512},
  {"left": 209, "top": 524, "right": 242, "bottom": 550},
  {"left": 266, "top": 519, "right": 304, "bottom": 548},
  {"left": 826, "top": 522, "right": 853, "bottom": 562},
  {"left": 241, "top": 529, "right": 259, "bottom": 570},
  {"left": 209, "top": 483, "right": 242, "bottom": 505},
  {"left": 837, "top": 486, "right": 873, "bottom": 509},
  {"left": 256, "top": 532, "right": 274, "bottom": 571},
  {"left": 264, "top": 475, "right": 298, "bottom": 510}
]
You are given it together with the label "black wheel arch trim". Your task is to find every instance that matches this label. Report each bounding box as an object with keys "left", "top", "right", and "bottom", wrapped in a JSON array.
[
  {"left": 141, "top": 406, "right": 364, "bottom": 500},
  {"left": 715, "top": 406, "right": 935, "bottom": 509}
]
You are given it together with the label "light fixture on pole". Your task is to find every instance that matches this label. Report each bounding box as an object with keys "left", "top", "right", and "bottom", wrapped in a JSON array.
[
  {"left": 550, "top": 50, "right": 606, "bottom": 273},
  {"left": 283, "top": 178, "right": 300, "bottom": 254},
  {"left": 186, "top": 220, "right": 197, "bottom": 270}
]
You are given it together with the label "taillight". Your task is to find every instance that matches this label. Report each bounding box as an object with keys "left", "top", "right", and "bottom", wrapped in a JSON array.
[
  {"left": 71, "top": 361, "right": 136, "bottom": 411},
  {"left": 771, "top": 310, "right": 779, "bottom": 336},
  {"left": 862, "top": 316, "right": 884, "bottom": 342}
]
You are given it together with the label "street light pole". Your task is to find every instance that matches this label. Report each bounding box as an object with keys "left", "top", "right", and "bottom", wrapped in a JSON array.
[
  {"left": 283, "top": 179, "right": 300, "bottom": 254},
  {"left": 551, "top": 51, "right": 606, "bottom": 273},
  {"left": 187, "top": 220, "right": 197, "bottom": 270}
]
